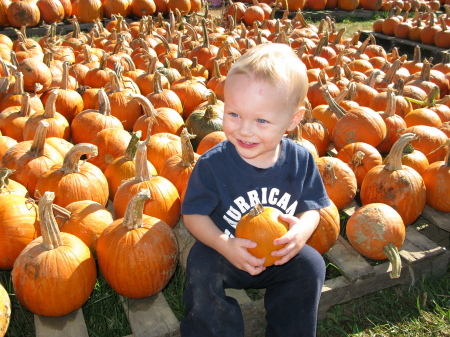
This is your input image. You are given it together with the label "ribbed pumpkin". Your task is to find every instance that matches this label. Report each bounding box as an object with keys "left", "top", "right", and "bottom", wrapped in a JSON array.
[
  {"left": 40, "top": 62, "right": 84, "bottom": 124},
  {"left": 114, "top": 140, "right": 181, "bottom": 227},
  {"left": 71, "top": 0, "right": 103, "bottom": 23},
  {"left": 56, "top": 199, "right": 114, "bottom": 253},
  {"left": 2, "top": 121, "right": 63, "bottom": 195},
  {"left": 146, "top": 71, "right": 183, "bottom": 115},
  {"left": 132, "top": 94, "right": 184, "bottom": 139},
  {"left": 421, "top": 141, "right": 450, "bottom": 212},
  {"left": 316, "top": 156, "right": 357, "bottom": 210},
  {"left": 235, "top": 203, "right": 289, "bottom": 267},
  {"left": 12, "top": 192, "right": 97, "bottom": 316},
  {"left": 97, "top": 188, "right": 178, "bottom": 298},
  {"left": 360, "top": 133, "right": 426, "bottom": 226},
  {"left": 146, "top": 132, "right": 182, "bottom": 174},
  {"left": 23, "top": 90, "right": 70, "bottom": 141},
  {"left": 306, "top": 201, "right": 340, "bottom": 255},
  {"left": 0, "top": 193, "right": 40, "bottom": 269},
  {"left": 34, "top": 143, "right": 109, "bottom": 208},
  {"left": 300, "top": 102, "right": 330, "bottom": 157},
  {"left": 346, "top": 203, "right": 405, "bottom": 279},
  {"left": 71, "top": 89, "right": 124, "bottom": 144}
]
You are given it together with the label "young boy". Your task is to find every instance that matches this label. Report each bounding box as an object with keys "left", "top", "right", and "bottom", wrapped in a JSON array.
[{"left": 180, "top": 43, "right": 331, "bottom": 337}]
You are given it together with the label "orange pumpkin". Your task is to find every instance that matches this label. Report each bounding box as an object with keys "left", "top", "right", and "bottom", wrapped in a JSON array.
[
  {"left": 114, "top": 141, "right": 181, "bottom": 227},
  {"left": 235, "top": 203, "right": 289, "bottom": 267},
  {"left": 34, "top": 143, "right": 109, "bottom": 208},
  {"left": 0, "top": 193, "right": 40, "bottom": 270},
  {"left": 346, "top": 203, "right": 405, "bottom": 278},
  {"left": 12, "top": 192, "right": 97, "bottom": 316},
  {"left": 97, "top": 188, "right": 178, "bottom": 298},
  {"left": 306, "top": 201, "right": 340, "bottom": 255},
  {"left": 56, "top": 200, "right": 114, "bottom": 253},
  {"left": 360, "top": 133, "right": 426, "bottom": 226},
  {"left": 0, "top": 281, "right": 11, "bottom": 337}
]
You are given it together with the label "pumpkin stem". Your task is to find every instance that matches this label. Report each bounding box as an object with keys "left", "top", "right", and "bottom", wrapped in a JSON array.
[
  {"left": 349, "top": 151, "right": 365, "bottom": 171},
  {"left": 0, "top": 168, "right": 16, "bottom": 193},
  {"left": 180, "top": 128, "right": 196, "bottom": 167},
  {"left": 384, "top": 133, "right": 416, "bottom": 171},
  {"left": 249, "top": 203, "right": 264, "bottom": 216},
  {"left": 323, "top": 162, "right": 337, "bottom": 185},
  {"left": 30, "top": 121, "right": 49, "bottom": 157},
  {"left": 40, "top": 191, "right": 63, "bottom": 250},
  {"left": 43, "top": 90, "right": 59, "bottom": 119},
  {"left": 383, "top": 242, "right": 401, "bottom": 279},
  {"left": 61, "top": 143, "right": 98, "bottom": 174},
  {"left": 135, "top": 141, "right": 152, "bottom": 181},
  {"left": 122, "top": 131, "right": 142, "bottom": 161},
  {"left": 122, "top": 188, "right": 151, "bottom": 230}
]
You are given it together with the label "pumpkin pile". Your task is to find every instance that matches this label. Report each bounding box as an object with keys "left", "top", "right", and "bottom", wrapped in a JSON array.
[
  {"left": 373, "top": 4, "right": 450, "bottom": 48},
  {"left": 0, "top": 2, "right": 450, "bottom": 330}
]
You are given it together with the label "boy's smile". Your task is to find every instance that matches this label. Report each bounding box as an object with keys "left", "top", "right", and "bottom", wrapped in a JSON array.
[{"left": 223, "top": 73, "right": 303, "bottom": 169}]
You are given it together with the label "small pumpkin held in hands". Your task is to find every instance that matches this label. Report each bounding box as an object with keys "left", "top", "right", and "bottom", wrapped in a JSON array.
[{"left": 235, "top": 203, "right": 288, "bottom": 267}]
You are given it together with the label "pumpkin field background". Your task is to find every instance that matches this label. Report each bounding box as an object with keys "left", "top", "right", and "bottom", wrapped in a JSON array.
[{"left": 1, "top": 1, "right": 450, "bottom": 336}]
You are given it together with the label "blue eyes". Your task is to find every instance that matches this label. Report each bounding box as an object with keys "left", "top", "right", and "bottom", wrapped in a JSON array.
[{"left": 228, "top": 113, "right": 268, "bottom": 124}]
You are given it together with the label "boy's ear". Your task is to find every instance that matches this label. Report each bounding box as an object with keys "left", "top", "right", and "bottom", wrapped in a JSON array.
[{"left": 287, "top": 106, "right": 306, "bottom": 131}]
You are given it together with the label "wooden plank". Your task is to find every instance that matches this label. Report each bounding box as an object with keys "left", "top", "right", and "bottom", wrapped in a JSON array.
[
  {"left": 325, "top": 235, "right": 375, "bottom": 283},
  {"left": 35, "top": 309, "right": 89, "bottom": 337},
  {"left": 420, "top": 205, "right": 450, "bottom": 232},
  {"left": 121, "top": 293, "right": 180, "bottom": 337}
]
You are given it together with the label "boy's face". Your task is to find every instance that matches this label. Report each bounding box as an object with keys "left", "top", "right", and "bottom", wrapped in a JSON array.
[{"left": 223, "top": 73, "right": 304, "bottom": 169}]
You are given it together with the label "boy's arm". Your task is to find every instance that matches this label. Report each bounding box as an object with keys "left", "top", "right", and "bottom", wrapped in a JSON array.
[
  {"left": 271, "top": 209, "right": 321, "bottom": 266},
  {"left": 183, "top": 213, "right": 267, "bottom": 275}
]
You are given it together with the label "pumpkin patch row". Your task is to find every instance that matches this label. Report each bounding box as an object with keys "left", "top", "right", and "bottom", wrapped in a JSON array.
[
  {"left": 0, "top": 3, "right": 449, "bottom": 329},
  {"left": 373, "top": 4, "right": 450, "bottom": 48}
]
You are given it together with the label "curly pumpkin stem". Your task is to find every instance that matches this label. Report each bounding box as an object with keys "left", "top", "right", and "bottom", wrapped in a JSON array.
[
  {"left": 383, "top": 242, "right": 401, "bottom": 279},
  {"left": 40, "top": 191, "right": 63, "bottom": 250},
  {"left": 349, "top": 151, "right": 365, "bottom": 171},
  {"left": 123, "top": 188, "right": 151, "bottom": 230},
  {"left": 249, "top": 203, "right": 264, "bottom": 217},
  {"left": 384, "top": 133, "right": 416, "bottom": 171},
  {"left": 61, "top": 143, "right": 98, "bottom": 174},
  {"left": 0, "top": 168, "right": 16, "bottom": 193},
  {"left": 43, "top": 89, "right": 59, "bottom": 119}
]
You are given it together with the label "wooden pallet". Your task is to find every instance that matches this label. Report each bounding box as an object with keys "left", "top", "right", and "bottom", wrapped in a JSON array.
[{"left": 30, "top": 203, "right": 449, "bottom": 337}]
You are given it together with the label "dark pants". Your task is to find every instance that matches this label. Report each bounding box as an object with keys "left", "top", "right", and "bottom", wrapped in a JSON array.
[{"left": 180, "top": 241, "right": 326, "bottom": 337}]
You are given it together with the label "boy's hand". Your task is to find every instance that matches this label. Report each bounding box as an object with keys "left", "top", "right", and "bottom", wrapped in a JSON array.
[
  {"left": 271, "top": 213, "right": 316, "bottom": 266},
  {"left": 222, "top": 238, "right": 267, "bottom": 276}
]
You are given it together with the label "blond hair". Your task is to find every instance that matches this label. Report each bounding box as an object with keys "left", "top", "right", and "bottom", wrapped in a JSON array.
[{"left": 226, "top": 43, "right": 308, "bottom": 114}]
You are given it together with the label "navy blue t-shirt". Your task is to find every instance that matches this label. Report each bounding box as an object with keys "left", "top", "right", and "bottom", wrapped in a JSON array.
[{"left": 181, "top": 137, "right": 331, "bottom": 237}]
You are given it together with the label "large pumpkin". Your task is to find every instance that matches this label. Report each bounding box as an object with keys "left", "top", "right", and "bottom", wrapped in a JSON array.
[
  {"left": 12, "top": 192, "right": 97, "bottom": 316},
  {"left": 360, "top": 133, "right": 426, "bottom": 226},
  {"left": 235, "top": 203, "right": 289, "bottom": 267},
  {"left": 34, "top": 143, "right": 109, "bottom": 207},
  {"left": 346, "top": 203, "right": 405, "bottom": 278},
  {"left": 97, "top": 188, "right": 178, "bottom": 298}
]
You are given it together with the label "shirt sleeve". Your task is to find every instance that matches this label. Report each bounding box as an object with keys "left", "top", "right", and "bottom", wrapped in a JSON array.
[
  {"left": 181, "top": 156, "right": 220, "bottom": 216},
  {"left": 295, "top": 150, "right": 331, "bottom": 214}
]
